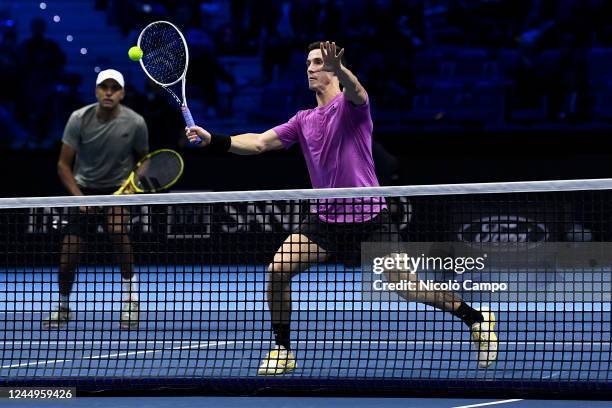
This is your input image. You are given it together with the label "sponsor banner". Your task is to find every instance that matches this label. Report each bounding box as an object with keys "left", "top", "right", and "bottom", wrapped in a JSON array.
[
  {"left": 17, "top": 198, "right": 412, "bottom": 237},
  {"left": 450, "top": 202, "right": 566, "bottom": 243},
  {"left": 1, "top": 199, "right": 411, "bottom": 266},
  {"left": 0, "top": 197, "right": 607, "bottom": 268}
]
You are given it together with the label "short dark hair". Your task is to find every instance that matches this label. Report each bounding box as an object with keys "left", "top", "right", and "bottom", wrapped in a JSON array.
[{"left": 307, "top": 41, "right": 347, "bottom": 66}]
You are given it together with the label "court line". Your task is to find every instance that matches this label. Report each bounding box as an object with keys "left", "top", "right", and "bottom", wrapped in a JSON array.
[
  {"left": 85, "top": 341, "right": 232, "bottom": 361},
  {"left": 3, "top": 339, "right": 610, "bottom": 371},
  {"left": 1, "top": 341, "right": 233, "bottom": 369},
  {"left": 0, "top": 310, "right": 587, "bottom": 316},
  {"left": 2, "top": 340, "right": 611, "bottom": 347},
  {"left": 541, "top": 372, "right": 561, "bottom": 379},
  {"left": 2, "top": 305, "right": 610, "bottom": 315},
  {"left": 452, "top": 399, "right": 524, "bottom": 408}
]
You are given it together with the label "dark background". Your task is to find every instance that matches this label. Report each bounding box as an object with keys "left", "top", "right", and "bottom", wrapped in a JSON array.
[{"left": 2, "top": 0, "right": 612, "bottom": 196}]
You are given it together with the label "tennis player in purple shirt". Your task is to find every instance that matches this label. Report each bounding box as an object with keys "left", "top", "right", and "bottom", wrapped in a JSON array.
[{"left": 187, "top": 41, "right": 498, "bottom": 374}]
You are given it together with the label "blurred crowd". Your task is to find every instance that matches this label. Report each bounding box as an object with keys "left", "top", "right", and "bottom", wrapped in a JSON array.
[
  {"left": 0, "top": 17, "right": 84, "bottom": 148},
  {"left": 3, "top": 0, "right": 612, "bottom": 148}
]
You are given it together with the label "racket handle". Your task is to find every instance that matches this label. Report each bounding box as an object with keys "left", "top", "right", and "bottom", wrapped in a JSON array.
[{"left": 181, "top": 105, "right": 202, "bottom": 144}]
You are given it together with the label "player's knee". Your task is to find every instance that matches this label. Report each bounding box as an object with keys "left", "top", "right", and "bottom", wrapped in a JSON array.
[
  {"left": 108, "top": 226, "right": 127, "bottom": 236},
  {"left": 268, "top": 261, "right": 287, "bottom": 274},
  {"left": 267, "top": 262, "right": 295, "bottom": 282},
  {"left": 62, "top": 241, "right": 80, "bottom": 252},
  {"left": 61, "top": 235, "right": 81, "bottom": 252},
  {"left": 402, "top": 290, "right": 419, "bottom": 302}
]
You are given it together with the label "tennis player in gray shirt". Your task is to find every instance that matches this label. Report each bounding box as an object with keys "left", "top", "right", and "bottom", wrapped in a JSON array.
[{"left": 44, "top": 69, "right": 148, "bottom": 330}]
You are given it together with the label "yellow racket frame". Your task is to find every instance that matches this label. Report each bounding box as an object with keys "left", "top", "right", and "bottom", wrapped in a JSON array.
[{"left": 114, "top": 149, "right": 184, "bottom": 195}]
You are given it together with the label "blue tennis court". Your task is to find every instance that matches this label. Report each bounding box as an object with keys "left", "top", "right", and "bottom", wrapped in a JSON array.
[{"left": 2, "top": 265, "right": 610, "bottom": 382}]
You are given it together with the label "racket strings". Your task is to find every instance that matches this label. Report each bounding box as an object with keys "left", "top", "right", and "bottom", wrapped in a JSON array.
[
  {"left": 140, "top": 23, "right": 187, "bottom": 85},
  {"left": 134, "top": 152, "right": 183, "bottom": 191}
]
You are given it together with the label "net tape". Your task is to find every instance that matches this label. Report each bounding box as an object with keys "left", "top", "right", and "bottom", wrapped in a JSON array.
[{"left": 0, "top": 178, "right": 610, "bottom": 209}]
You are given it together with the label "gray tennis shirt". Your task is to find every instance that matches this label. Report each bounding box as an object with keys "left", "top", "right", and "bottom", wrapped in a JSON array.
[{"left": 62, "top": 103, "right": 149, "bottom": 189}]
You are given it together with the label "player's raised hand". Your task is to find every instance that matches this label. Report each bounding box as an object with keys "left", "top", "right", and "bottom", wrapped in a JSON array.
[
  {"left": 185, "top": 126, "right": 211, "bottom": 146},
  {"left": 320, "top": 41, "right": 345, "bottom": 73}
]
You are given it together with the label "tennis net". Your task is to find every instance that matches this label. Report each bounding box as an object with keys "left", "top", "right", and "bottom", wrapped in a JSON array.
[{"left": 0, "top": 179, "right": 610, "bottom": 397}]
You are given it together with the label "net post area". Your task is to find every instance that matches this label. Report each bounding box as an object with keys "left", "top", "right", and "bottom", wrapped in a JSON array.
[{"left": 1, "top": 181, "right": 611, "bottom": 398}]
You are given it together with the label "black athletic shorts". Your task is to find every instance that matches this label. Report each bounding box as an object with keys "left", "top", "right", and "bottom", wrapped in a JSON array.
[
  {"left": 294, "top": 210, "right": 400, "bottom": 263},
  {"left": 63, "top": 186, "right": 121, "bottom": 236}
]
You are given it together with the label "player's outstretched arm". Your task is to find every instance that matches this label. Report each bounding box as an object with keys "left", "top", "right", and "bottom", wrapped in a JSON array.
[{"left": 186, "top": 126, "right": 283, "bottom": 155}]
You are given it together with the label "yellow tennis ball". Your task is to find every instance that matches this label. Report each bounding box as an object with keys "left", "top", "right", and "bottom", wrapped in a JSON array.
[{"left": 128, "top": 46, "right": 143, "bottom": 61}]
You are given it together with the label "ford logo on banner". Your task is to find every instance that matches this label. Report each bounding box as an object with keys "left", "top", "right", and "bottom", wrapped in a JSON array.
[{"left": 458, "top": 215, "right": 549, "bottom": 244}]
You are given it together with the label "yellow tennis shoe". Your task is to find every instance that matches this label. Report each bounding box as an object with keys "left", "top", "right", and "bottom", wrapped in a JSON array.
[
  {"left": 42, "top": 305, "right": 73, "bottom": 329},
  {"left": 120, "top": 301, "right": 140, "bottom": 330},
  {"left": 257, "top": 345, "right": 296, "bottom": 375},
  {"left": 471, "top": 306, "right": 498, "bottom": 368}
]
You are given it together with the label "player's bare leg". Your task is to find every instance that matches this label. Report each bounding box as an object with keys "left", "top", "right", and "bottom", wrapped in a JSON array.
[
  {"left": 383, "top": 254, "right": 497, "bottom": 368},
  {"left": 107, "top": 206, "right": 139, "bottom": 329},
  {"left": 258, "top": 234, "right": 327, "bottom": 375},
  {"left": 43, "top": 234, "right": 82, "bottom": 328}
]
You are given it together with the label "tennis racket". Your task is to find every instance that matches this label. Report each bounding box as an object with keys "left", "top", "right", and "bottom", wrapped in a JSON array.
[
  {"left": 115, "top": 149, "right": 184, "bottom": 195},
  {"left": 137, "top": 20, "right": 201, "bottom": 144}
]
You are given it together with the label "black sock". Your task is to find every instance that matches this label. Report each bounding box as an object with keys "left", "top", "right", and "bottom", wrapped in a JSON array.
[
  {"left": 272, "top": 323, "right": 291, "bottom": 350},
  {"left": 58, "top": 271, "right": 75, "bottom": 297},
  {"left": 452, "top": 302, "right": 483, "bottom": 327}
]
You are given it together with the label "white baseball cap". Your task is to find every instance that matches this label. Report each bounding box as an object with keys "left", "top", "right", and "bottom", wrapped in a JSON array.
[{"left": 96, "top": 69, "right": 125, "bottom": 88}]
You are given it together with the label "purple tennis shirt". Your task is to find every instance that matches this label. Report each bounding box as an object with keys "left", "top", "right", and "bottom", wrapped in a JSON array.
[{"left": 273, "top": 92, "right": 385, "bottom": 223}]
